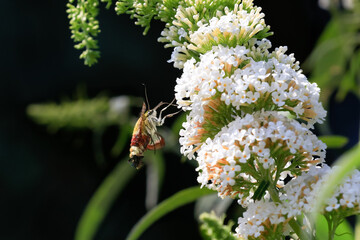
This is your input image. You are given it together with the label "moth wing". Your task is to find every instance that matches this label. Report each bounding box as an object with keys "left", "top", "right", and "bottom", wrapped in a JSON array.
[{"left": 147, "top": 133, "right": 165, "bottom": 150}]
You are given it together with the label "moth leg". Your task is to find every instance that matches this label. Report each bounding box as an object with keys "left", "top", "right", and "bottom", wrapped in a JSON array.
[
  {"left": 158, "top": 98, "right": 177, "bottom": 121},
  {"left": 159, "top": 109, "right": 182, "bottom": 125}
]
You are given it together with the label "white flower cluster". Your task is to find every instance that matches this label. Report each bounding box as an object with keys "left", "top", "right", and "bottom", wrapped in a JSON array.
[
  {"left": 187, "top": 5, "right": 266, "bottom": 52},
  {"left": 280, "top": 165, "right": 360, "bottom": 216},
  {"left": 175, "top": 44, "right": 250, "bottom": 107},
  {"left": 195, "top": 111, "right": 326, "bottom": 200},
  {"left": 235, "top": 200, "right": 288, "bottom": 239},
  {"left": 234, "top": 165, "right": 360, "bottom": 240},
  {"left": 159, "top": 0, "right": 268, "bottom": 69},
  {"left": 161, "top": 0, "right": 360, "bottom": 238},
  {"left": 176, "top": 43, "right": 326, "bottom": 129}
]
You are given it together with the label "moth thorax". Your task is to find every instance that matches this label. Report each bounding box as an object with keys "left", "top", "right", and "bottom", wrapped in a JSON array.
[{"left": 148, "top": 114, "right": 161, "bottom": 126}]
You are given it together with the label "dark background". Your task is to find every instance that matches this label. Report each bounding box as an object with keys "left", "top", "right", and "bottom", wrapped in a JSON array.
[{"left": 1, "top": 0, "right": 359, "bottom": 239}]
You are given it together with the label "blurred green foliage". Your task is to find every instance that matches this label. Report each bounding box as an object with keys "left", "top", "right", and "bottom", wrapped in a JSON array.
[
  {"left": 126, "top": 187, "right": 214, "bottom": 240},
  {"left": 304, "top": 1, "right": 360, "bottom": 102},
  {"left": 27, "top": 96, "right": 122, "bottom": 132},
  {"left": 75, "top": 158, "right": 136, "bottom": 240},
  {"left": 199, "top": 212, "right": 238, "bottom": 240},
  {"left": 26, "top": 91, "right": 142, "bottom": 166},
  {"left": 319, "top": 135, "right": 349, "bottom": 148}
]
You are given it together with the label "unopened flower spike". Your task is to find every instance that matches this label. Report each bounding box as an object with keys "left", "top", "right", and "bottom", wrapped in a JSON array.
[{"left": 67, "top": 0, "right": 113, "bottom": 66}]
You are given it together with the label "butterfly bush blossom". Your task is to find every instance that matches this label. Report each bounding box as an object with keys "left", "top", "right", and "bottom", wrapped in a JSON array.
[
  {"left": 167, "top": 1, "right": 355, "bottom": 239},
  {"left": 116, "top": 0, "right": 360, "bottom": 238},
  {"left": 234, "top": 165, "right": 360, "bottom": 239},
  {"left": 195, "top": 111, "right": 326, "bottom": 203}
]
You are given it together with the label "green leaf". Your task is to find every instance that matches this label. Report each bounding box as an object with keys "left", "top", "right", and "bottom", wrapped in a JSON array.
[
  {"left": 75, "top": 159, "right": 136, "bottom": 240},
  {"left": 252, "top": 180, "right": 270, "bottom": 201},
  {"left": 315, "top": 215, "right": 353, "bottom": 240},
  {"left": 335, "top": 220, "right": 354, "bottom": 240},
  {"left": 199, "top": 212, "right": 237, "bottom": 240},
  {"left": 311, "top": 144, "right": 360, "bottom": 223},
  {"left": 319, "top": 135, "right": 349, "bottom": 149},
  {"left": 336, "top": 49, "right": 360, "bottom": 101},
  {"left": 304, "top": 12, "right": 360, "bottom": 101},
  {"left": 126, "top": 186, "right": 215, "bottom": 240}
]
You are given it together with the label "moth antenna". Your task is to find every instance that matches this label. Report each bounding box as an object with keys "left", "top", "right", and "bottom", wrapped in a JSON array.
[{"left": 142, "top": 83, "right": 151, "bottom": 110}]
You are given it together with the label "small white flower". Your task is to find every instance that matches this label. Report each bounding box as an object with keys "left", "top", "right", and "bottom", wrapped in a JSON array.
[
  {"left": 252, "top": 142, "right": 270, "bottom": 157},
  {"left": 259, "top": 157, "right": 274, "bottom": 169},
  {"left": 271, "top": 91, "right": 286, "bottom": 106},
  {"left": 239, "top": 146, "right": 251, "bottom": 163},
  {"left": 177, "top": 28, "right": 187, "bottom": 40},
  {"left": 325, "top": 197, "right": 341, "bottom": 212},
  {"left": 246, "top": 91, "right": 260, "bottom": 103}
]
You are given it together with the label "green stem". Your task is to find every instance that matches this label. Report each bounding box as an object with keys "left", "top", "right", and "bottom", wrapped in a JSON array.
[
  {"left": 329, "top": 218, "right": 338, "bottom": 240},
  {"left": 268, "top": 186, "right": 311, "bottom": 240},
  {"left": 355, "top": 215, "right": 360, "bottom": 240},
  {"left": 328, "top": 227, "right": 335, "bottom": 240},
  {"left": 268, "top": 185, "right": 280, "bottom": 202},
  {"left": 324, "top": 214, "right": 335, "bottom": 240},
  {"left": 328, "top": 213, "right": 343, "bottom": 240}
]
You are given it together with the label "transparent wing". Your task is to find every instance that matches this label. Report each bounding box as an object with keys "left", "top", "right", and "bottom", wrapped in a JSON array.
[{"left": 147, "top": 133, "right": 165, "bottom": 150}]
